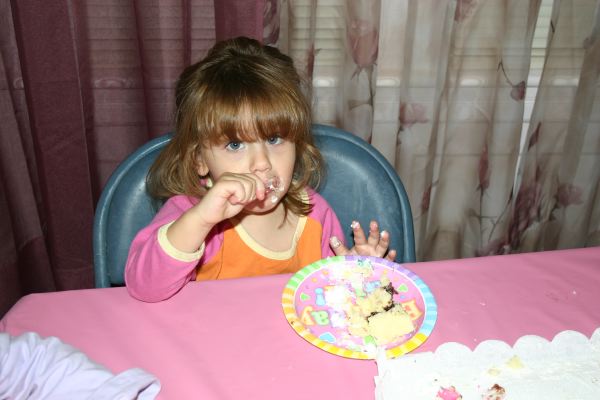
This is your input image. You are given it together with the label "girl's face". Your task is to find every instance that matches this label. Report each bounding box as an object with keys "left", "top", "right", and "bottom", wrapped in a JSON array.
[{"left": 196, "top": 132, "right": 296, "bottom": 213}]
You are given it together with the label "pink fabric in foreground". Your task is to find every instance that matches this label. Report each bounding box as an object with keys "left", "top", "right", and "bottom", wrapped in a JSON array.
[{"left": 1, "top": 247, "right": 599, "bottom": 399}]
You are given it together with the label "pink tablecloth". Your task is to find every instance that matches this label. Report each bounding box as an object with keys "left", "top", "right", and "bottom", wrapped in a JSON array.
[{"left": 2, "top": 247, "right": 600, "bottom": 399}]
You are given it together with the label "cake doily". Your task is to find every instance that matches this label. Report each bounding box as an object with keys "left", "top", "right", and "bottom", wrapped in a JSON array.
[{"left": 375, "top": 327, "right": 600, "bottom": 399}]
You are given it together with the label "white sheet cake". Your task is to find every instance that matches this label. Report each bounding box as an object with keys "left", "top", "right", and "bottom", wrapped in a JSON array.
[{"left": 375, "top": 328, "right": 600, "bottom": 399}]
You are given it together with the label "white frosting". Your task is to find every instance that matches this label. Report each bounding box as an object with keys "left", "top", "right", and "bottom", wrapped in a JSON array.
[
  {"left": 375, "top": 328, "right": 600, "bottom": 400},
  {"left": 324, "top": 285, "right": 355, "bottom": 310}
]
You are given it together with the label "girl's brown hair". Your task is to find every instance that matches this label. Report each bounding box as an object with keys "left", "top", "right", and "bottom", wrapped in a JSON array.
[{"left": 148, "top": 37, "right": 323, "bottom": 216}]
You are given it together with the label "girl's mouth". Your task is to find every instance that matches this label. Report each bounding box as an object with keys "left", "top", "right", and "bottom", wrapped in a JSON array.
[{"left": 264, "top": 176, "right": 284, "bottom": 203}]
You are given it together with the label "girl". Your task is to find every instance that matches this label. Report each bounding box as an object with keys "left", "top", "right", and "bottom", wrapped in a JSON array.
[{"left": 125, "top": 37, "right": 396, "bottom": 302}]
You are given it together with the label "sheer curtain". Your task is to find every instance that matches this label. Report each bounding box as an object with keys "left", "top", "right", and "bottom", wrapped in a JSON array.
[
  {"left": 515, "top": 0, "right": 600, "bottom": 252},
  {"left": 278, "top": 0, "right": 600, "bottom": 260}
]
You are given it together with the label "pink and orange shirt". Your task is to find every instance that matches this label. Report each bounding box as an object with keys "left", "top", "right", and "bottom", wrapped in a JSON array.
[{"left": 125, "top": 188, "right": 344, "bottom": 302}]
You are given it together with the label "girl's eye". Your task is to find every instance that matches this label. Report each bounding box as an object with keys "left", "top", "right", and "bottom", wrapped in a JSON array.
[
  {"left": 267, "top": 136, "right": 283, "bottom": 145},
  {"left": 225, "top": 141, "right": 244, "bottom": 151}
]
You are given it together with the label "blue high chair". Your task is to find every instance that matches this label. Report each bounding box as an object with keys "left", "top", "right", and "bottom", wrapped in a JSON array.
[{"left": 93, "top": 124, "right": 416, "bottom": 287}]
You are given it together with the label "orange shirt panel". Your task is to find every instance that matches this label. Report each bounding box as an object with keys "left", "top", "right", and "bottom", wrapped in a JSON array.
[{"left": 196, "top": 217, "right": 324, "bottom": 281}]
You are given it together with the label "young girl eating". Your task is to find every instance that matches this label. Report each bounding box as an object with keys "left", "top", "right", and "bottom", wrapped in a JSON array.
[{"left": 125, "top": 37, "right": 396, "bottom": 302}]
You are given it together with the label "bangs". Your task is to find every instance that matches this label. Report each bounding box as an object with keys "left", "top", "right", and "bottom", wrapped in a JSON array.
[{"left": 196, "top": 74, "right": 310, "bottom": 145}]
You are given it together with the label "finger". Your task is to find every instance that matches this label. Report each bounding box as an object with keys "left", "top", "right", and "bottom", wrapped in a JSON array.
[
  {"left": 224, "top": 185, "right": 247, "bottom": 205},
  {"left": 243, "top": 176, "right": 259, "bottom": 203},
  {"left": 240, "top": 180, "right": 256, "bottom": 203},
  {"left": 249, "top": 175, "right": 267, "bottom": 201},
  {"left": 330, "top": 236, "right": 351, "bottom": 256},
  {"left": 351, "top": 221, "right": 368, "bottom": 245},
  {"left": 385, "top": 249, "right": 397, "bottom": 262},
  {"left": 233, "top": 174, "right": 268, "bottom": 202},
  {"left": 374, "top": 230, "right": 391, "bottom": 256},
  {"left": 219, "top": 177, "right": 255, "bottom": 205},
  {"left": 366, "top": 220, "right": 380, "bottom": 247},
  {"left": 237, "top": 174, "right": 263, "bottom": 204}
]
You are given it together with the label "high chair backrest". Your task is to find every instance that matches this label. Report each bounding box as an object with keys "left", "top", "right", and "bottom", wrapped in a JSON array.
[{"left": 93, "top": 124, "right": 416, "bottom": 287}]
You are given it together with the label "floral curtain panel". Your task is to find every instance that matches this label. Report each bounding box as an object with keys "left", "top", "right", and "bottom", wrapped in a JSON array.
[{"left": 276, "top": 0, "right": 600, "bottom": 260}]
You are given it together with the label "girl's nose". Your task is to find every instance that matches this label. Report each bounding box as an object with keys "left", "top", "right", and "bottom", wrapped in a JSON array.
[{"left": 249, "top": 143, "right": 272, "bottom": 173}]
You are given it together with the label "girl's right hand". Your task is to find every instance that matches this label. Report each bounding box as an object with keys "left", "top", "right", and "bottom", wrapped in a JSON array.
[
  {"left": 166, "top": 173, "right": 268, "bottom": 254},
  {"left": 194, "top": 172, "right": 266, "bottom": 225}
]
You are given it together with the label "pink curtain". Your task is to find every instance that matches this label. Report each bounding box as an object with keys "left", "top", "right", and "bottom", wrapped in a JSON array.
[{"left": 0, "top": 0, "right": 264, "bottom": 317}]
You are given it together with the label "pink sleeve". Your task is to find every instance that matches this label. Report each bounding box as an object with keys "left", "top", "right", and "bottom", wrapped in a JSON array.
[
  {"left": 307, "top": 189, "right": 345, "bottom": 258},
  {"left": 125, "top": 195, "right": 203, "bottom": 302}
]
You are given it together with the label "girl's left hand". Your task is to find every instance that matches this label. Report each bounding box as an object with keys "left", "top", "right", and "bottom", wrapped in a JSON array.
[{"left": 329, "top": 220, "right": 397, "bottom": 261}]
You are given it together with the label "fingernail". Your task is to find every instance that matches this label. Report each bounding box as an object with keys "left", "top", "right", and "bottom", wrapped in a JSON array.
[
  {"left": 330, "top": 236, "right": 341, "bottom": 248},
  {"left": 381, "top": 230, "right": 388, "bottom": 238},
  {"left": 350, "top": 221, "right": 359, "bottom": 229}
]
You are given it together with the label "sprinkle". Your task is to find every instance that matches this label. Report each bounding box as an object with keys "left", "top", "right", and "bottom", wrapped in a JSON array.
[{"left": 436, "top": 386, "right": 462, "bottom": 400}]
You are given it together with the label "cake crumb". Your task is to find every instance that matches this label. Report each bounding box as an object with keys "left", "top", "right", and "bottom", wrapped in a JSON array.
[
  {"left": 482, "top": 383, "right": 506, "bottom": 400},
  {"left": 346, "top": 283, "right": 414, "bottom": 345},
  {"left": 506, "top": 355, "right": 524, "bottom": 369}
]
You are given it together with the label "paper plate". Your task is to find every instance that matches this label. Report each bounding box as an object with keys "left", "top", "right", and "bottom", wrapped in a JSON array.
[{"left": 281, "top": 256, "right": 437, "bottom": 359}]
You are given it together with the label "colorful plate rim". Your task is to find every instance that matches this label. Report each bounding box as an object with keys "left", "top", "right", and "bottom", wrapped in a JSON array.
[{"left": 281, "top": 255, "right": 438, "bottom": 359}]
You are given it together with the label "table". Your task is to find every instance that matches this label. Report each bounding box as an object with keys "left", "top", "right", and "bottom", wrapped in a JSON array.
[{"left": 2, "top": 247, "right": 599, "bottom": 399}]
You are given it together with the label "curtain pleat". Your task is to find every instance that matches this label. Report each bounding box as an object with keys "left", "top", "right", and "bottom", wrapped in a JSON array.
[
  {"left": 10, "top": 0, "right": 95, "bottom": 290},
  {"left": 1, "top": 0, "right": 57, "bottom": 318}
]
